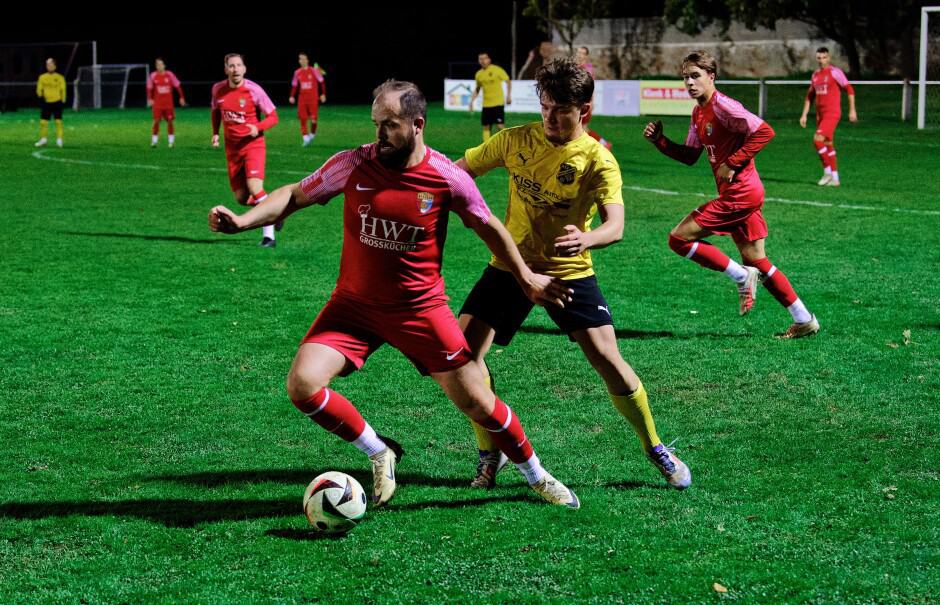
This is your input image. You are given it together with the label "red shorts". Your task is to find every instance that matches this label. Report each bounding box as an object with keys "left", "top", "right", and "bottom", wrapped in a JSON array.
[
  {"left": 224, "top": 138, "right": 266, "bottom": 191},
  {"left": 297, "top": 97, "right": 319, "bottom": 121},
  {"left": 692, "top": 177, "right": 768, "bottom": 244},
  {"left": 302, "top": 294, "right": 473, "bottom": 375},
  {"left": 152, "top": 106, "right": 175, "bottom": 121},
  {"left": 815, "top": 113, "right": 840, "bottom": 140}
]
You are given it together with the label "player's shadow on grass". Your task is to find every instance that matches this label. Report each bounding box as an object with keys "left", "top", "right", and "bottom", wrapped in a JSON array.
[
  {"left": 518, "top": 325, "right": 677, "bottom": 339},
  {"left": 151, "top": 468, "right": 469, "bottom": 490},
  {"left": 605, "top": 480, "right": 670, "bottom": 491},
  {"left": 60, "top": 230, "right": 243, "bottom": 245}
]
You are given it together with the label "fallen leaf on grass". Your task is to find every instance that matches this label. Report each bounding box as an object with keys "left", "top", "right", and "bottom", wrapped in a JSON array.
[
  {"left": 903, "top": 330, "right": 911, "bottom": 346},
  {"left": 713, "top": 582, "right": 728, "bottom": 593}
]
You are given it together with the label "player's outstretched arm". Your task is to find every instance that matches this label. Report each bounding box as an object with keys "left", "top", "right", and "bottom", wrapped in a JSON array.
[
  {"left": 643, "top": 120, "right": 702, "bottom": 166},
  {"left": 472, "top": 215, "right": 572, "bottom": 308},
  {"left": 209, "top": 183, "right": 312, "bottom": 234},
  {"left": 553, "top": 204, "right": 624, "bottom": 257}
]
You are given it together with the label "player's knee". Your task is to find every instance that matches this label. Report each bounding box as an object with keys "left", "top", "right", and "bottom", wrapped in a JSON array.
[
  {"left": 668, "top": 233, "right": 692, "bottom": 256},
  {"left": 286, "top": 368, "right": 328, "bottom": 403},
  {"left": 813, "top": 134, "right": 825, "bottom": 143}
]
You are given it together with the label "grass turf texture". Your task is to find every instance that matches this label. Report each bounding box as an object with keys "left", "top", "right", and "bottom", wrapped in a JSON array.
[{"left": 1, "top": 96, "right": 938, "bottom": 603}]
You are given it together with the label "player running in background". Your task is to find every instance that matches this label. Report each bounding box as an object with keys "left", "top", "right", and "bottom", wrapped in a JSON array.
[
  {"left": 575, "top": 46, "right": 612, "bottom": 150},
  {"left": 469, "top": 52, "right": 511, "bottom": 142},
  {"left": 35, "top": 58, "right": 66, "bottom": 148},
  {"left": 147, "top": 57, "right": 186, "bottom": 148},
  {"left": 209, "top": 80, "right": 580, "bottom": 509},
  {"left": 289, "top": 52, "right": 326, "bottom": 147},
  {"left": 799, "top": 47, "right": 857, "bottom": 187},
  {"left": 457, "top": 58, "right": 691, "bottom": 491},
  {"left": 645, "top": 50, "right": 820, "bottom": 339},
  {"left": 211, "top": 53, "right": 280, "bottom": 248}
]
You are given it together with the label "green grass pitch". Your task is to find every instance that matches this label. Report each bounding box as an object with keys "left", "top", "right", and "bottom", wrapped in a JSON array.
[{"left": 1, "top": 97, "right": 938, "bottom": 603}]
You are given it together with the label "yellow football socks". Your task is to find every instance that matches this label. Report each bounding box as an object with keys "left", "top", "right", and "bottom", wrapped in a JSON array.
[{"left": 610, "top": 381, "right": 661, "bottom": 452}]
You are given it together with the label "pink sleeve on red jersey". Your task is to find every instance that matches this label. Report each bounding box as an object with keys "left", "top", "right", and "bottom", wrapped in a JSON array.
[
  {"left": 291, "top": 69, "right": 299, "bottom": 87},
  {"left": 427, "top": 150, "right": 491, "bottom": 227},
  {"left": 146, "top": 72, "right": 154, "bottom": 93},
  {"left": 685, "top": 116, "right": 702, "bottom": 148},
  {"left": 713, "top": 92, "right": 764, "bottom": 135},
  {"left": 831, "top": 67, "right": 855, "bottom": 95},
  {"left": 299, "top": 145, "right": 373, "bottom": 205},
  {"left": 210, "top": 81, "right": 226, "bottom": 108},
  {"left": 167, "top": 71, "right": 181, "bottom": 87},
  {"left": 245, "top": 80, "right": 276, "bottom": 114},
  {"left": 315, "top": 67, "right": 325, "bottom": 83}
]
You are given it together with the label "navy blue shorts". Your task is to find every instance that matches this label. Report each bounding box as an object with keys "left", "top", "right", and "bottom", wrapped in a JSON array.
[
  {"left": 481, "top": 106, "right": 505, "bottom": 126},
  {"left": 458, "top": 265, "right": 614, "bottom": 346}
]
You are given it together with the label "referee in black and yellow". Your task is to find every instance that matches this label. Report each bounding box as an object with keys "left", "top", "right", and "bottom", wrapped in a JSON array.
[{"left": 35, "top": 58, "right": 66, "bottom": 147}]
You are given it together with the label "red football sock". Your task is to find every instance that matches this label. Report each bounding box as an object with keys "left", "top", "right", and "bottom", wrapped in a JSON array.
[
  {"left": 247, "top": 190, "right": 268, "bottom": 206},
  {"left": 292, "top": 388, "right": 366, "bottom": 442},
  {"left": 669, "top": 234, "right": 731, "bottom": 272},
  {"left": 311, "top": 121, "right": 318, "bottom": 135},
  {"left": 300, "top": 121, "right": 309, "bottom": 136},
  {"left": 827, "top": 144, "right": 837, "bottom": 171},
  {"left": 745, "top": 257, "right": 799, "bottom": 307},
  {"left": 476, "top": 398, "right": 534, "bottom": 463},
  {"left": 152, "top": 121, "right": 160, "bottom": 136},
  {"left": 814, "top": 139, "right": 830, "bottom": 168},
  {"left": 167, "top": 120, "right": 175, "bottom": 136}
]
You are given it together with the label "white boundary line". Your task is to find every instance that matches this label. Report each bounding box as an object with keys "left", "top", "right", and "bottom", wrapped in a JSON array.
[
  {"left": 624, "top": 185, "right": 940, "bottom": 217},
  {"left": 30, "top": 150, "right": 310, "bottom": 176}
]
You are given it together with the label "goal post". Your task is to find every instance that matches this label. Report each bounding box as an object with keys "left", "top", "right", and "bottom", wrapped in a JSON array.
[
  {"left": 918, "top": 6, "right": 940, "bottom": 129},
  {"left": 73, "top": 64, "right": 149, "bottom": 110}
]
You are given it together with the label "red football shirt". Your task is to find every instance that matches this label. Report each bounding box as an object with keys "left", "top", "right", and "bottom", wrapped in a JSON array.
[
  {"left": 299, "top": 144, "right": 492, "bottom": 305},
  {"left": 806, "top": 66, "right": 854, "bottom": 116},
  {"left": 685, "top": 91, "right": 767, "bottom": 193},
  {"left": 147, "top": 71, "right": 183, "bottom": 109},
  {"left": 211, "top": 79, "right": 276, "bottom": 146},
  {"left": 291, "top": 66, "right": 325, "bottom": 99}
]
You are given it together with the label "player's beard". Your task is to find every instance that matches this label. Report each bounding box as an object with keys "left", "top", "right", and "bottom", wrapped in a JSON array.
[{"left": 376, "top": 132, "right": 415, "bottom": 169}]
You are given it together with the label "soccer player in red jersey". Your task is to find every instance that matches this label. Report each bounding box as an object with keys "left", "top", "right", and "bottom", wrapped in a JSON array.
[
  {"left": 208, "top": 80, "right": 581, "bottom": 509},
  {"left": 644, "top": 50, "right": 820, "bottom": 339},
  {"left": 288, "top": 52, "right": 326, "bottom": 147},
  {"left": 146, "top": 58, "right": 186, "bottom": 148},
  {"left": 799, "top": 47, "right": 857, "bottom": 187},
  {"left": 211, "top": 53, "right": 280, "bottom": 247}
]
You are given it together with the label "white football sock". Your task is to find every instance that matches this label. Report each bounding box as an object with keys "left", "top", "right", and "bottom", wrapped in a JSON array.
[
  {"left": 516, "top": 453, "right": 547, "bottom": 485},
  {"left": 262, "top": 225, "right": 275, "bottom": 239},
  {"left": 787, "top": 299, "right": 813, "bottom": 323},
  {"left": 831, "top": 171, "right": 839, "bottom": 181},
  {"left": 724, "top": 259, "right": 749, "bottom": 283},
  {"left": 168, "top": 134, "right": 175, "bottom": 145},
  {"left": 151, "top": 135, "right": 158, "bottom": 144},
  {"left": 824, "top": 166, "right": 832, "bottom": 175},
  {"left": 353, "top": 424, "right": 387, "bottom": 457}
]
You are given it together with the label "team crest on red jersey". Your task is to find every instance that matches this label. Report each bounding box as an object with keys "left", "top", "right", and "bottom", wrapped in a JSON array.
[
  {"left": 705, "top": 122, "right": 713, "bottom": 137},
  {"left": 239, "top": 97, "right": 246, "bottom": 108},
  {"left": 417, "top": 192, "right": 434, "bottom": 214}
]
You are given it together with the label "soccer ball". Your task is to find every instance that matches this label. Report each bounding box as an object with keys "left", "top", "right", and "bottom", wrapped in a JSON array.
[{"left": 303, "top": 472, "right": 368, "bottom": 534}]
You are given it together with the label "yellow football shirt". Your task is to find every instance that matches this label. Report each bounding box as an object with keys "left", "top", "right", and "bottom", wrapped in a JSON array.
[
  {"left": 37, "top": 72, "right": 66, "bottom": 103},
  {"left": 464, "top": 122, "right": 623, "bottom": 279},
  {"left": 474, "top": 65, "right": 509, "bottom": 108}
]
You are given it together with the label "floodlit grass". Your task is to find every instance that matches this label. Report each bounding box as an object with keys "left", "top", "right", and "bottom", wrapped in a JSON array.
[{"left": 1, "top": 101, "right": 938, "bottom": 603}]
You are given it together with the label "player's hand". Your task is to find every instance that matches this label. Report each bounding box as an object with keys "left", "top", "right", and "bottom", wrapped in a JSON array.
[
  {"left": 849, "top": 109, "right": 858, "bottom": 123},
  {"left": 289, "top": 96, "right": 295, "bottom": 104},
  {"left": 209, "top": 205, "right": 241, "bottom": 234},
  {"left": 799, "top": 115, "right": 807, "bottom": 128},
  {"left": 247, "top": 124, "right": 259, "bottom": 138},
  {"left": 717, "top": 162, "right": 735, "bottom": 183},
  {"left": 180, "top": 99, "right": 187, "bottom": 107},
  {"left": 320, "top": 94, "right": 326, "bottom": 103},
  {"left": 506, "top": 95, "right": 512, "bottom": 105},
  {"left": 524, "top": 273, "right": 573, "bottom": 308},
  {"left": 643, "top": 120, "right": 663, "bottom": 142},
  {"left": 211, "top": 134, "right": 220, "bottom": 148},
  {"left": 554, "top": 225, "right": 595, "bottom": 257},
  {"left": 146, "top": 99, "right": 153, "bottom": 108}
]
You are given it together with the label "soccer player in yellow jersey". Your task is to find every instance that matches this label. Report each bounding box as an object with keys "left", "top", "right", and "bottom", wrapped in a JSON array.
[
  {"left": 456, "top": 59, "right": 691, "bottom": 490},
  {"left": 469, "top": 52, "right": 511, "bottom": 142},
  {"left": 35, "top": 58, "right": 67, "bottom": 148}
]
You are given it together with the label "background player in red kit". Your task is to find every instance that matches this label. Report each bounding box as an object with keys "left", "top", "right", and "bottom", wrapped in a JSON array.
[
  {"left": 146, "top": 57, "right": 186, "bottom": 148},
  {"left": 208, "top": 80, "right": 580, "bottom": 509},
  {"left": 289, "top": 52, "right": 326, "bottom": 147},
  {"left": 211, "top": 53, "right": 280, "bottom": 247},
  {"left": 644, "top": 50, "right": 820, "bottom": 339},
  {"left": 799, "top": 47, "right": 857, "bottom": 187}
]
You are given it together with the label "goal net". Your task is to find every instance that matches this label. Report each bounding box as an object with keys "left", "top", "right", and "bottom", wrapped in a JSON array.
[
  {"left": 73, "top": 64, "right": 149, "bottom": 110},
  {"left": 918, "top": 6, "right": 940, "bottom": 128}
]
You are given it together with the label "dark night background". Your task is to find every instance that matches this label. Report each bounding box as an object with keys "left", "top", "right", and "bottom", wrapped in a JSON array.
[{"left": 1, "top": 2, "right": 549, "bottom": 106}]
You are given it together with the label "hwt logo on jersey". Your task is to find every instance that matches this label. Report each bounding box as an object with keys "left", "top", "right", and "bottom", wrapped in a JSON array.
[{"left": 357, "top": 205, "right": 425, "bottom": 252}]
